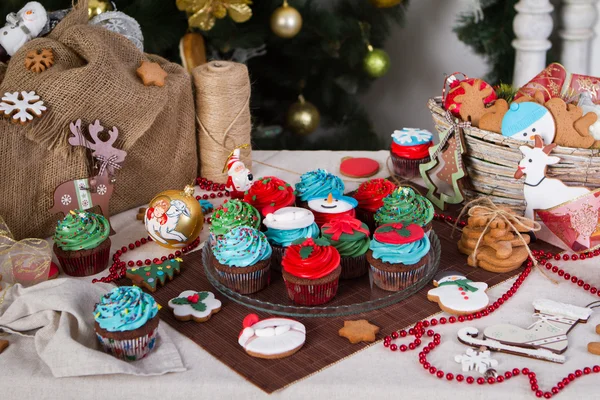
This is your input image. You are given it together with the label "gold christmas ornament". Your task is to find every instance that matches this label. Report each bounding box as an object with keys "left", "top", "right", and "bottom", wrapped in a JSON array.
[
  {"left": 270, "top": 0, "right": 303, "bottom": 39},
  {"left": 370, "top": 0, "right": 403, "bottom": 8},
  {"left": 88, "top": 0, "right": 114, "bottom": 19},
  {"left": 286, "top": 95, "right": 320, "bottom": 136},
  {"left": 177, "top": 0, "right": 253, "bottom": 31},
  {"left": 144, "top": 185, "right": 204, "bottom": 249},
  {"left": 363, "top": 45, "right": 391, "bottom": 78}
]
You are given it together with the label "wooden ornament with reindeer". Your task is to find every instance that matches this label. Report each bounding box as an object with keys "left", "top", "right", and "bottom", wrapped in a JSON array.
[
  {"left": 48, "top": 120, "right": 127, "bottom": 233},
  {"left": 515, "top": 135, "right": 589, "bottom": 221}
]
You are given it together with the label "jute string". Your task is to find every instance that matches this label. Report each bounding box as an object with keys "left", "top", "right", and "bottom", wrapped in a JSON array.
[
  {"left": 452, "top": 197, "right": 556, "bottom": 282},
  {"left": 193, "top": 61, "right": 252, "bottom": 183}
]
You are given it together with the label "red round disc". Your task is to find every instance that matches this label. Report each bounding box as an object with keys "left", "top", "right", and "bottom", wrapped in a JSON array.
[{"left": 340, "top": 157, "right": 380, "bottom": 178}]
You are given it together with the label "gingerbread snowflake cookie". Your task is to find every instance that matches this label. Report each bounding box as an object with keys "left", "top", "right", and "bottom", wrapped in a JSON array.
[
  {"left": 25, "top": 49, "right": 54, "bottom": 73},
  {"left": 238, "top": 314, "right": 306, "bottom": 359},
  {"left": 168, "top": 290, "right": 222, "bottom": 322},
  {"left": 0, "top": 91, "right": 47, "bottom": 124},
  {"left": 427, "top": 271, "right": 489, "bottom": 315}
]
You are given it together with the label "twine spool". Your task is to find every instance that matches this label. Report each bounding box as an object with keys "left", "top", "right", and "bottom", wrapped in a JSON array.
[{"left": 193, "top": 61, "right": 252, "bottom": 183}]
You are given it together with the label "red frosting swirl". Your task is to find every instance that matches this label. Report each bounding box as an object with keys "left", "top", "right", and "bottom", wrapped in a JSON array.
[
  {"left": 353, "top": 179, "right": 397, "bottom": 213},
  {"left": 244, "top": 176, "right": 296, "bottom": 215},
  {"left": 282, "top": 238, "right": 341, "bottom": 279},
  {"left": 391, "top": 142, "right": 432, "bottom": 159},
  {"left": 312, "top": 208, "right": 355, "bottom": 228}
]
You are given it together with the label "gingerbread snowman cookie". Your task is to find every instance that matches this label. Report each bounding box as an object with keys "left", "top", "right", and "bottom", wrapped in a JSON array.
[
  {"left": 238, "top": 314, "right": 306, "bottom": 359},
  {"left": 168, "top": 290, "right": 222, "bottom": 322},
  {"left": 427, "top": 271, "right": 489, "bottom": 315}
]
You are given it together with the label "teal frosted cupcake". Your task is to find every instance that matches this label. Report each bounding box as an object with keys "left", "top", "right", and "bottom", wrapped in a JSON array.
[
  {"left": 94, "top": 286, "right": 159, "bottom": 361},
  {"left": 295, "top": 169, "right": 345, "bottom": 206},
  {"left": 366, "top": 223, "right": 430, "bottom": 291},
  {"left": 212, "top": 226, "right": 272, "bottom": 294},
  {"left": 263, "top": 207, "right": 319, "bottom": 270},
  {"left": 53, "top": 210, "right": 111, "bottom": 277},
  {"left": 321, "top": 215, "right": 370, "bottom": 279},
  {"left": 210, "top": 199, "right": 261, "bottom": 244},
  {"left": 374, "top": 187, "right": 434, "bottom": 233}
]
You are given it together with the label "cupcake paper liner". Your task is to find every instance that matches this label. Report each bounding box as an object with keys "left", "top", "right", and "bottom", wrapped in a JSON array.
[
  {"left": 56, "top": 244, "right": 110, "bottom": 277},
  {"left": 96, "top": 326, "right": 158, "bottom": 361},
  {"left": 340, "top": 254, "right": 369, "bottom": 279},
  {"left": 270, "top": 244, "right": 285, "bottom": 271},
  {"left": 215, "top": 261, "right": 271, "bottom": 294},
  {"left": 283, "top": 277, "right": 339, "bottom": 306},
  {"left": 369, "top": 263, "right": 427, "bottom": 292},
  {"left": 355, "top": 208, "right": 376, "bottom": 234},
  {"left": 390, "top": 152, "right": 430, "bottom": 179}
]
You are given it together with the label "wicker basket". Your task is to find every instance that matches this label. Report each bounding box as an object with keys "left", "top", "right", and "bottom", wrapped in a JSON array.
[{"left": 428, "top": 97, "right": 600, "bottom": 213}]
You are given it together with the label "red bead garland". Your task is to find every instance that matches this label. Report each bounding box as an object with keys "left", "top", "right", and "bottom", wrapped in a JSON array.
[
  {"left": 195, "top": 176, "right": 228, "bottom": 225},
  {"left": 92, "top": 236, "right": 201, "bottom": 284},
  {"left": 384, "top": 212, "right": 600, "bottom": 398}
]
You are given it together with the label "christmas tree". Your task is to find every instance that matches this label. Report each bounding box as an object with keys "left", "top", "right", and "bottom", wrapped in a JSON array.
[{"left": 0, "top": 0, "right": 409, "bottom": 150}]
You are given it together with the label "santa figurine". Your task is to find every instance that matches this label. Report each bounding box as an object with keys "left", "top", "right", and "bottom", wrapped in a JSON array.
[
  {"left": 0, "top": 2, "right": 47, "bottom": 62},
  {"left": 224, "top": 148, "right": 253, "bottom": 199}
]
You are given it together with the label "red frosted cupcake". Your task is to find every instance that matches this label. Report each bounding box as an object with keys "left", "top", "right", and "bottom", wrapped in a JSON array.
[
  {"left": 282, "top": 237, "right": 341, "bottom": 306},
  {"left": 390, "top": 128, "right": 433, "bottom": 178},
  {"left": 244, "top": 176, "right": 296, "bottom": 216},
  {"left": 352, "top": 178, "right": 396, "bottom": 232}
]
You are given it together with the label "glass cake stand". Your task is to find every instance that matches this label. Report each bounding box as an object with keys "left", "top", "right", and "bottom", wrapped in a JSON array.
[{"left": 203, "top": 231, "right": 441, "bottom": 317}]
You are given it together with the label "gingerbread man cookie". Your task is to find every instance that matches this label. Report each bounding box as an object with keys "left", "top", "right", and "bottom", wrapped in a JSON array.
[
  {"left": 427, "top": 271, "right": 489, "bottom": 315},
  {"left": 479, "top": 99, "right": 509, "bottom": 133},
  {"left": 238, "top": 314, "right": 306, "bottom": 359},
  {"left": 168, "top": 290, "right": 222, "bottom": 322}
]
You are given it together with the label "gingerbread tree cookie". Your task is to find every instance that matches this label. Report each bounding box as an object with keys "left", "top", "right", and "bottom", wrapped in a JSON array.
[
  {"left": 458, "top": 206, "right": 534, "bottom": 273},
  {"left": 126, "top": 257, "right": 182, "bottom": 292}
]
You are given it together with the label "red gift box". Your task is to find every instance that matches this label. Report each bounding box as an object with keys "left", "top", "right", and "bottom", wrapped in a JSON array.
[{"left": 514, "top": 63, "right": 600, "bottom": 104}]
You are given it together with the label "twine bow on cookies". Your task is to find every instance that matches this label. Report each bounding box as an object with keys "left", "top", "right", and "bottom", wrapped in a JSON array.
[
  {"left": 0, "top": 216, "right": 52, "bottom": 287},
  {"left": 453, "top": 198, "right": 555, "bottom": 280}
]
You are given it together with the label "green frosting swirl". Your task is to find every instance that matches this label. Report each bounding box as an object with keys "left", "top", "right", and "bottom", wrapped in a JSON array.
[
  {"left": 374, "top": 187, "right": 434, "bottom": 227},
  {"left": 321, "top": 223, "right": 371, "bottom": 258},
  {"left": 54, "top": 210, "right": 110, "bottom": 251},
  {"left": 210, "top": 199, "right": 261, "bottom": 237}
]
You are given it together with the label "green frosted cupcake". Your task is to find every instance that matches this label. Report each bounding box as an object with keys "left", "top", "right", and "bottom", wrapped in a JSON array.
[
  {"left": 321, "top": 215, "right": 370, "bottom": 279},
  {"left": 209, "top": 199, "right": 261, "bottom": 243},
  {"left": 374, "top": 187, "right": 434, "bottom": 233},
  {"left": 53, "top": 210, "right": 111, "bottom": 277}
]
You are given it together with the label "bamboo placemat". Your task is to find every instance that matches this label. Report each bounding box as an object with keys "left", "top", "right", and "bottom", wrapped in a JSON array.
[{"left": 117, "top": 195, "right": 559, "bottom": 393}]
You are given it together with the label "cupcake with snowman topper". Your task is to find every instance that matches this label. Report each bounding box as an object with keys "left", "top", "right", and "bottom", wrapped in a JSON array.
[
  {"left": 307, "top": 191, "right": 358, "bottom": 228},
  {"left": 294, "top": 169, "right": 345, "bottom": 206},
  {"left": 390, "top": 128, "right": 434, "bottom": 178},
  {"left": 501, "top": 102, "right": 556, "bottom": 144},
  {"left": 263, "top": 206, "right": 319, "bottom": 270}
]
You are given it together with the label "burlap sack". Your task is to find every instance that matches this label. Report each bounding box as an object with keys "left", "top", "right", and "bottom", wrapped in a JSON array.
[{"left": 0, "top": 1, "right": 198, "bottom": 240}]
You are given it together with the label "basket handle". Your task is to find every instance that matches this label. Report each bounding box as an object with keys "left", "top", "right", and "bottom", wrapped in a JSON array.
[{"left": 442, "top": 72, "right": 469, "bottom": 105}]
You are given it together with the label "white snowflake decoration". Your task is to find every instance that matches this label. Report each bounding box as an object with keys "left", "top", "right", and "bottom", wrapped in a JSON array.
[
  {"left": 392, "top": 128, "right": 433, "bottom": 144},
  {"left": 454, "top": 348, "right": 498, "bottom": 374},
  {"left": 61, "top": 194, "right": 72, "bottom": 205},
  {"left": 97, "top": 184, "right": 107, "bottom": 196},
  {"left": 0, "top": 91, "right": 47, "bottom": 123}
]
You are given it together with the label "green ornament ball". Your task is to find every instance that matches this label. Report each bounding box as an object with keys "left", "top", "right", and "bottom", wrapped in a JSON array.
[{"left": 363, "top": 48, "right": 391, "bottom": 78}]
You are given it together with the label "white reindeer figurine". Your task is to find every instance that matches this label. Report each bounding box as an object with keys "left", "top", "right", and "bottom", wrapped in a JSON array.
[{"left": 515, "top": 135, "right": 590, "bottom": 220}]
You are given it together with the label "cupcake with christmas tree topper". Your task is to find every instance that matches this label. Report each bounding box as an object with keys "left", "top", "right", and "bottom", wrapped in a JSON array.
[
  {"left": 321, "top": 215, "right": 370, "bottom": 279},
  {"left": 244, "top": 176, "right": 296, "bottom": 216},
  {"left": 212, "top": 226, "right": 272, "bottom": 294},
  {"left": 282, "top": 237, "right": 342, "bottom": 305},
  {"left": 263, "top": 206, "right": 319, "bottom": 270},
  {"left": 390, "top": 128, "right": 434, "bottom": 178},
  {"left": 367, "top": 222, "right": 430, "bottom": 292},
  {"left": 307, "top": 191, "right": 358, "bottom": 228},
  {"left": 295, "top": 169, "right": 345, "bottom": 207},
  {"left": 374, "top": 187, "right": 434, "bottom": 234},
  {"left": 209, "top": 199, "right": 261, "bottom": 244},
  {"left": 94, "top": 286, "right": 159, "bottom": 361},
  {"left": 53, "top": 209, "right": 111, "bottom": 277},
  {"left": 352, "top": 178, "right": 396, "bottom": 231}
]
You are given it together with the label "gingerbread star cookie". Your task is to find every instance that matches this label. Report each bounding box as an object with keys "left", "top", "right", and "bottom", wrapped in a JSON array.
[
  {"left": 0, "top": 339, "right": 8, "bottom": 354},
  {"left": 168, "top": 290, "right": 222, "bottom": 322},
  {"left": 338, "top": 320, "right": 380, "bottom": 344},
  {"left": 136, "top": 61, "right": 168, "bottom": 87}
]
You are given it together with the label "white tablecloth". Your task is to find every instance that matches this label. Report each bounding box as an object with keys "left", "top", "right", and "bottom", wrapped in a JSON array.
[{"left": 2, "top": 150, "right": 599, "bottom": 400}]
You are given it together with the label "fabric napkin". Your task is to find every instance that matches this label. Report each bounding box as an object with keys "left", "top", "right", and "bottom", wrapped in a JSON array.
[{"left": 0, "top": 278, "right": 186, "bottom": 377}]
